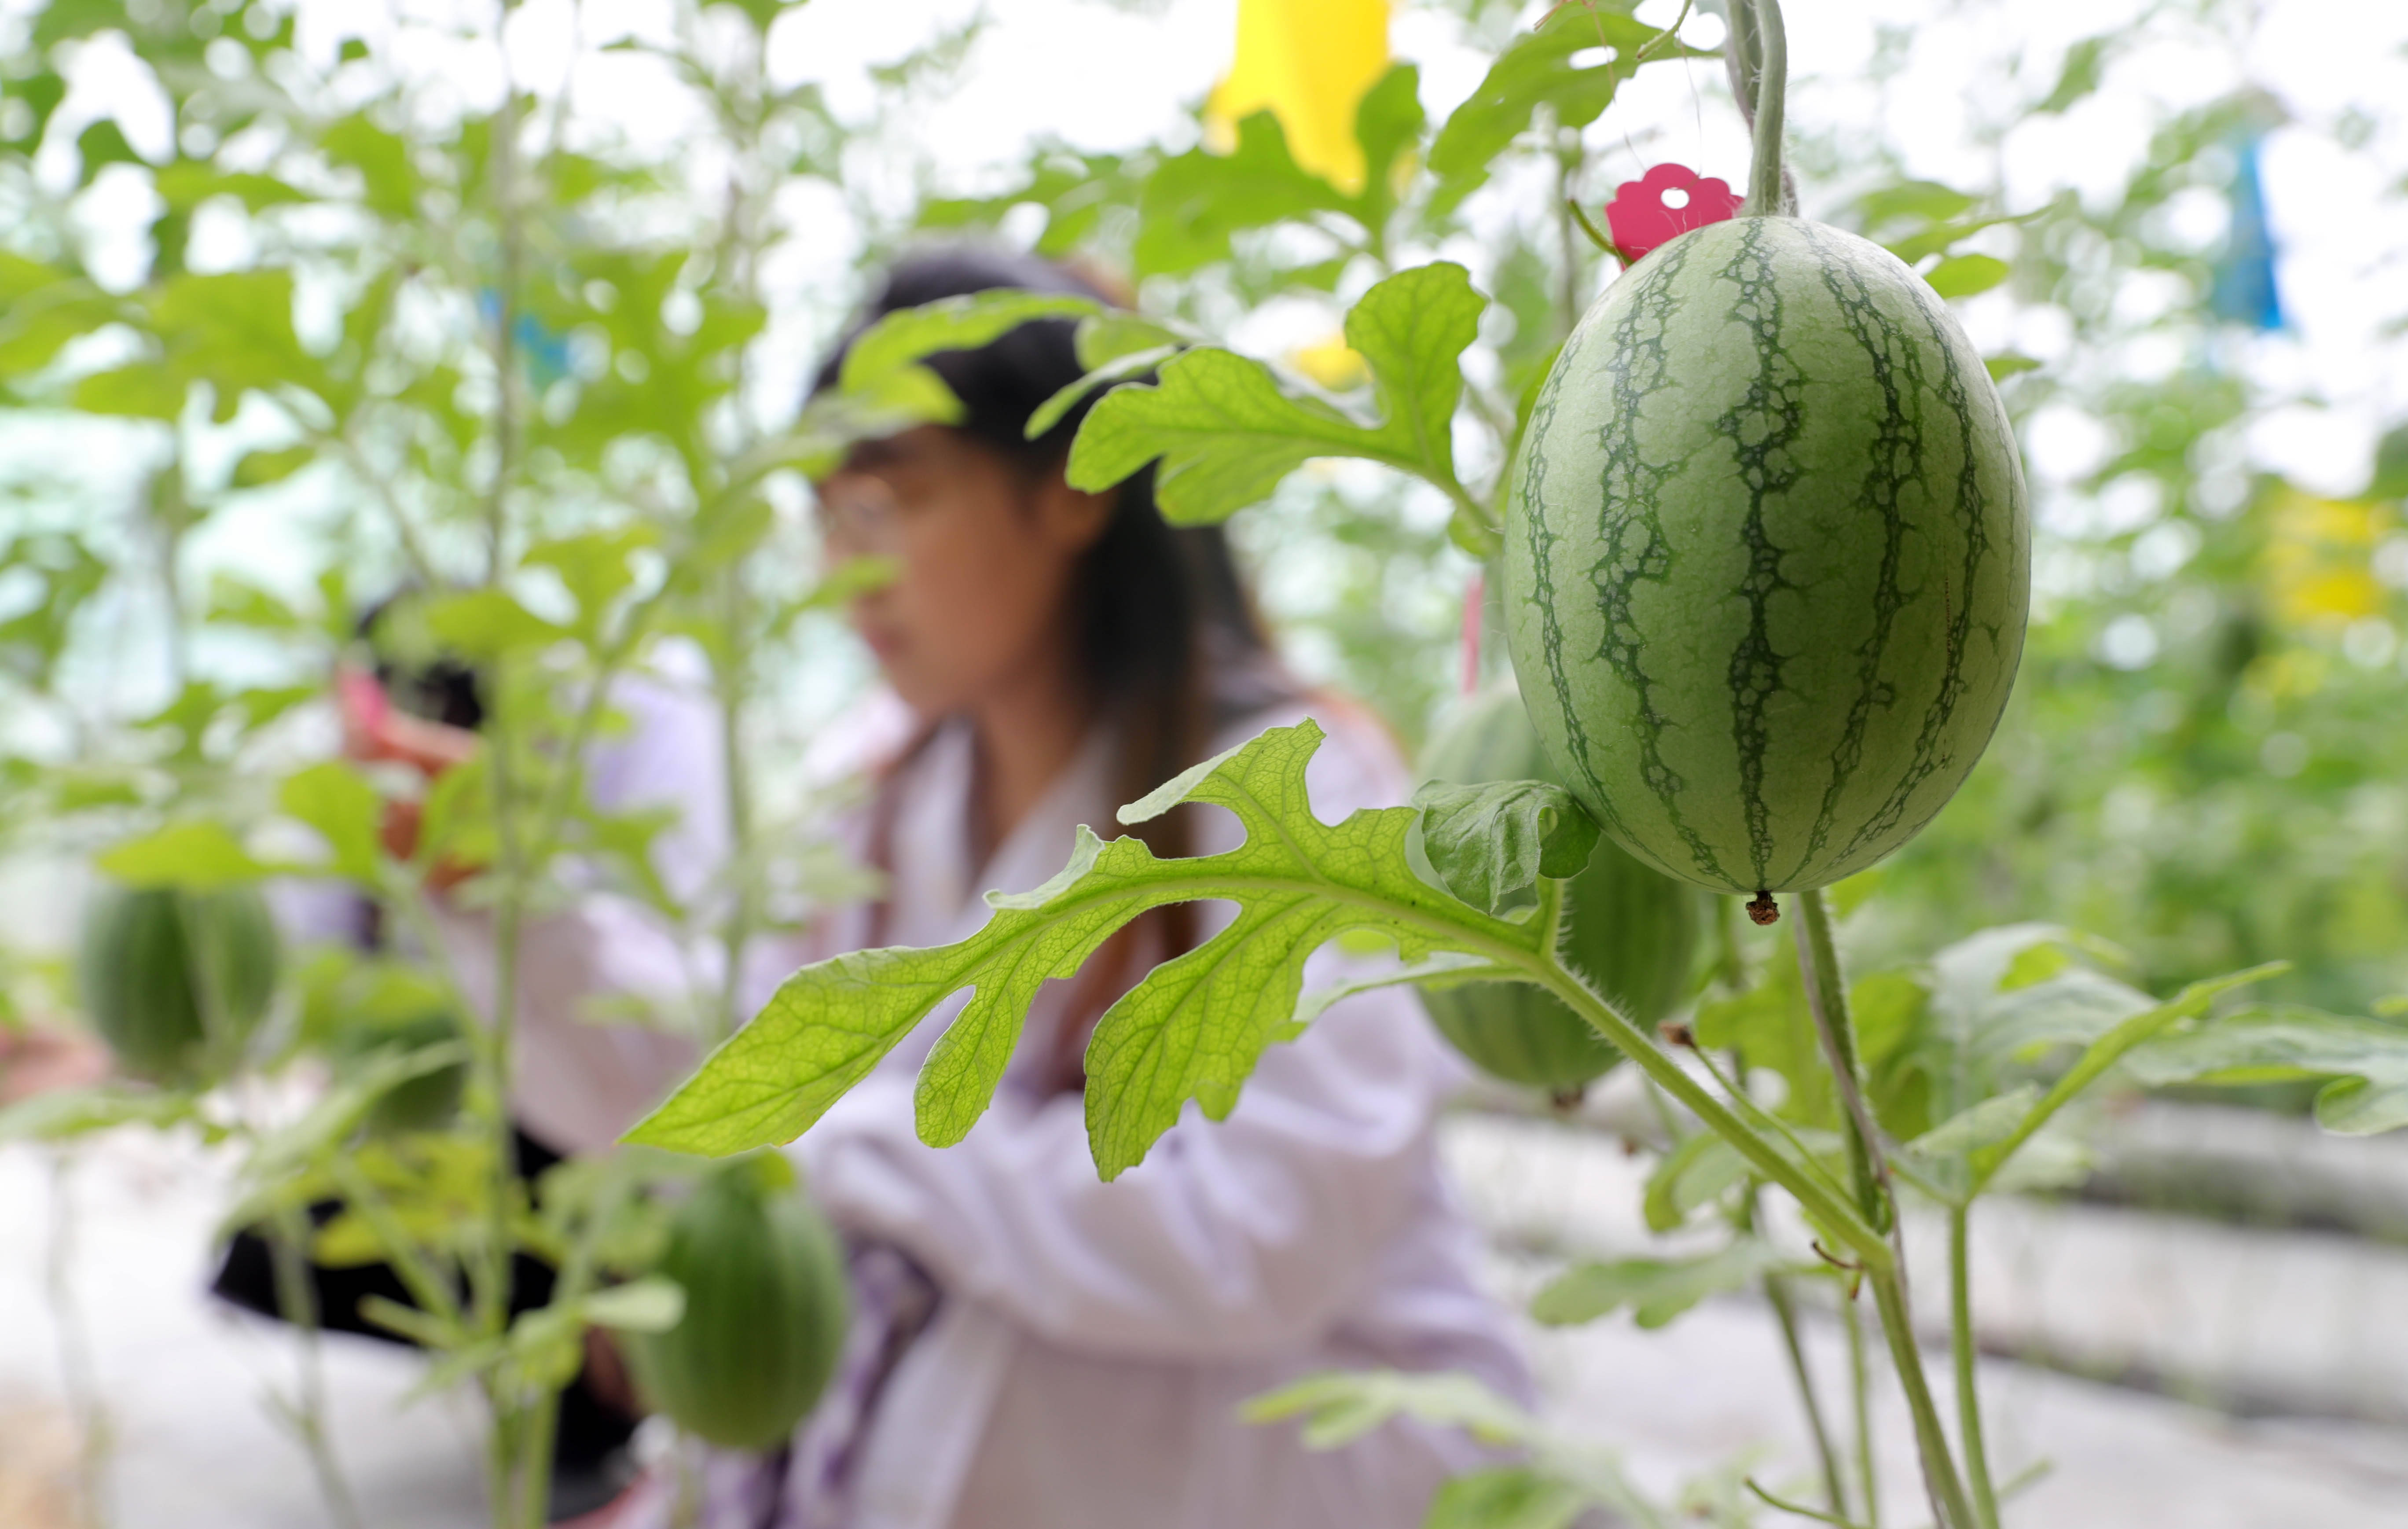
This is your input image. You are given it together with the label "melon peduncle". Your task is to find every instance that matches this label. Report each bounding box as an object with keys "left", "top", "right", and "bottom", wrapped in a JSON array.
[{"left": 1740, "top": 0, "right": 1789, "bottom": 217}]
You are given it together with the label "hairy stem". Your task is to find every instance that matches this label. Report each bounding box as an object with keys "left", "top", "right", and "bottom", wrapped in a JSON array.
[
  {"left": 1845, "top": 1293, "right": 1880, "bottom": 1529},
  {"left": 1951, "top": 1207, "right": 2002, "bottom": 1528},
  {"left": 1871, "top": 1268, "right": 1977, "bottom": 1529},
  {"left": 1792, "top": 891, "right": 1889, "bottom": 1239},
  {"left": 1516, "top": 926, "right": 1887, "bottom": 1268},
  {"left": 1794, "top": 896, "right": 1975, "bottom": 1529},
  {"left": 1740, "top": 0, "right": 1789, "bottom": 215},
  {"left": 1767, "top": 1274, "right": 1849, "bottom": 1517},
  {"left": 1741, "top": 1182, "right": 1848, "bottom": 1520},
  {"left": 1553, "top": 122, "right": 1585, "bottom": 338}
]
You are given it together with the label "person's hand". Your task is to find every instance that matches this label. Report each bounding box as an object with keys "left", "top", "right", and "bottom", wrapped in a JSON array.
[
  {"left": 337, "top": 665, "right": 483, "bottom": 889},
  {"left": 374, "top": 798, "right": 482, "bottom": 893},
  {"left": 0, "top": 1024, "right": 114, "bottom": 1106}
]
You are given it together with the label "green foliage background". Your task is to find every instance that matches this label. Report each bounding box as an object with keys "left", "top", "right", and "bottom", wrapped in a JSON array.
[{"left": 2, "top": 0, "right": 2404, "bottom": 1033}]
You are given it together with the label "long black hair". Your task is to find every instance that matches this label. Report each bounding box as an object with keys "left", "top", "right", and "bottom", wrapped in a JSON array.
[
  {"left": 812, "top": 246, "right": 1293, "bottom": 847},
  {"left": 814, "top": 248, "right": 1295, "bottom": 1068}
]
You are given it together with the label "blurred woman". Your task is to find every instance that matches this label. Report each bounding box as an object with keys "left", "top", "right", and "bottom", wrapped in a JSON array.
[{"left": 606, "top": 248, "right": 1530, "bottom": 1529}]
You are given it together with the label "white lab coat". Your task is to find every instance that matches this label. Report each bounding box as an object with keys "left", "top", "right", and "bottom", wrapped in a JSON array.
[
  {"left": 429, "top": 677, "right": 1530, "bottom": 1528},
  {"left": 661, "top": 697, "right": 1533, "bottom": 1529}
]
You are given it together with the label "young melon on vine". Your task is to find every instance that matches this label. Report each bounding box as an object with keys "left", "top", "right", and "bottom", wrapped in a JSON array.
[
  {"left": 1417, "top": 686, "right": 1700, "bottom": 1103},
  {"left": 77, "top": 882, "right": 281, "bottom": 1087},
  {"left": 628, "top": 1152, "right": 852, "bottom": 1452},
  {"left": 1502, "top": 130, "right": 2030, "bottom": 919}
]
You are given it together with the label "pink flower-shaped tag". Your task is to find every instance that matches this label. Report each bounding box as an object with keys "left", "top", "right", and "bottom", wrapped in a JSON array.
[{"left": 1605, "top": 163, "right": 1744, "bottom": 265}]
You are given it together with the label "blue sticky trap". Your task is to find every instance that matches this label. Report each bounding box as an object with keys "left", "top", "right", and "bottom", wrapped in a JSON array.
[{"left": 2209, "top": 133, "right": 2285, "bottom": 333}]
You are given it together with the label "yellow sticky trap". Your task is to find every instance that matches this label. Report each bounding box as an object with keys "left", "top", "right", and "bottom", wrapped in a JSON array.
[
  {"left": 2262, "top": 488, "right": 2386, "bottom": 628},
  {"left": 1291, "top": 333, "right": 1369, "bottom": 390},
  {"left": 1205, "top": 0, "right": 1392, "bottom": 195}
]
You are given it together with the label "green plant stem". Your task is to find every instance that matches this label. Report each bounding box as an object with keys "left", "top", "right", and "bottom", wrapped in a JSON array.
[
  {"left": 714, "top": 566, "right": 757, "bottom": 1046},
  {"left": 1741, "top": 1184, "right": 1848, "bottom": 1520},
  {"left": 1844, "top": 1293, "right": 1880, "bottom": 1529},
  {"left": 516, "top": 1389, "right": 562, "bottom": 1529},
  {"left": 1870, "top": 1268, "right": 1976, "bottom": 1529},
  {"left": 268, "top": 1206, "right": 365, "bottom": 1529},
  {"left": 1950, "top": 1207, "right": 2001, "bottom": 1529},
  {"left": 1741, "top": 0, "right": 1789, "bottom": 215},
  {"left": 1766, "top": 1273, "right": 1849, "bottom": 1517},
  {"left": 1633, "top": 0, "right": 1696, "bottom": 63},
  {"left": 328, "top": 429, "right": 444, "bottom": 586},
  {"left": 1792, "top": 898, "right": 1975, "bottom": 1529},
  {"left": 1792, "top": 891, "right": 1888, "bottom": 1237},
  {"left": 477, "top": 19, "right": 540, "bottom": 1523},
  {"left": 328, "top": 1153, "right": 467, "bottom": 1334},
  {"left": 1553, "top": 122, "right": 1585, "bottom": 338},
  {"left": 1502, "top": 882, "right": 1887, "bottom": 1268},
  {"left": 46, "top": 1152, "right": 108, "bottom": 1529},
  {"left": 518, "top": 1162, "right": 628, "bottom": 1529},
  {"left": 1686, "top": 1042, "right": 1850, "bottom": 1208},
  {"left": 1083, "top": 866, "right": 1882, "bottom": 1264}
]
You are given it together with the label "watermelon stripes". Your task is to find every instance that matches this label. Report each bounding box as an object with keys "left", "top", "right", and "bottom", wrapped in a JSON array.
[{"left": 1501, "top": 216, "right": 2030, "bottom": 897}]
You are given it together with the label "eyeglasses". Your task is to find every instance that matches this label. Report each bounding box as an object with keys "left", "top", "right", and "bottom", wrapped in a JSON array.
[{"left": 812, "top": 474, "right": 904, "bottom": 556}]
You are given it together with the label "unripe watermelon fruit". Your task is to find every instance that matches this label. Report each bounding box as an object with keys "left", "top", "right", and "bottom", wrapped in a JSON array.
[
  {"left": 628, "top": 1153, "right": 850, "bottom": 1452},
  {"left": 329, "top": 1003, "right": 468, "bottom": 1136},
  {"left": 1417, "top": 687, "right": 1700, "bottom": 1096},
  {"left": 1502, "top": 216, "right": 2030, "bottom": 899},
  {"left": 77, "top": 882, "right": 280, "bottom": 1086}
]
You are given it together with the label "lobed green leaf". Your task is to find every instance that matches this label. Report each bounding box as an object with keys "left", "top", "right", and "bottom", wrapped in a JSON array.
[
  {"left": 1532, "top": 1239, "right": 1802, "bottom": 1330},
  {"left": 1065, "top": 261, "right": 1485, "bottom": 525},
  {"left": 1240, "top": 1367, "right": 1538, "bottom": 1450},
  {"left": 625, "top": 721, "right": 1539, "bottom": 1176},
  {"left": 1413, "top": 778, "right": 1599, "bottom": 915},
  {"left": 2126, "top": 1005, "right": 2408, "bottom": 1137},
  {"left": 1427, "top": 3, "right": 1667, "bottom": 210}
]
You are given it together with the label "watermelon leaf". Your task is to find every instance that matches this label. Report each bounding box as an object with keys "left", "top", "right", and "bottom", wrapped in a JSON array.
[
  {"left": 1641, "top": 1129, "right": 1752, "bottom": 1232},
  {"left": 96, "top": 820, "right": 289, "bottom": 888},
  {"left": 1923, "top": 253, "right": 2010, "bottom": 299},
  {"left": 1967, "top": 962, "right": 2285, "bottom": 1189},
  {"left": 2125, "top": 1004, "right": 2408, "bottom": 1137},
  {"left": 278, "top": 761, "right": 384, "bottom": 883},
  {"left": 1422, "top": 1468, "right": 1592, "bottom": 1529},
  {"left": 1413, "top": 778, "right": 1600, "bottom": 915},
  {"left": 837, "top": 288, "right": 1101, "bottom": 402},
  {"left": 1065, "top": 261, "right": 1487, "bottom": 533},
  {"left": 1241, "top": 1367, "right": 1538, "bottom": 1449},
  {"left": 784, "top": 289, "right": 1108, "bottom": 470},
  {"left": 0, "top": 1086, "right": 211, "bottom": 1143},
  {"left": 1243, "top": 1370, "right": 1667, "bottom": 1527},
  {"left": 1531, "top": 1239, "right": 1805, "bottom": 1329},
  {"left": 1427, "top": 3, "right": 1668, "bottom": 212},
  {"left": 1135, "top": 111, "right": 1355, "bottom": 277},
  {"left": 625, "top": 720, "right": 1545, "bottom": 1175}
]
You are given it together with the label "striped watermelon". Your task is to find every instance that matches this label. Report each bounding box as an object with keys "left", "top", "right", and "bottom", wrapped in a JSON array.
[
  {"left": 77, "top": 882, "right": 280, "bottom": 1085},
  {"left": 1417, "top": 687, "right": 1700, "bottom": 1096},
  {"left": 1501, "top": 215, "right": 2030, "bottom": 900},
  {"left": 630, "top": 1153, "right": 851, "bottom": 1450}
]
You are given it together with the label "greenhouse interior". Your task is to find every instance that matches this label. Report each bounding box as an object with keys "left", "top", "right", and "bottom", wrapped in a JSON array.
[{"left": 2, "top": 0, "right": 2406, "bottom": 1525}]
